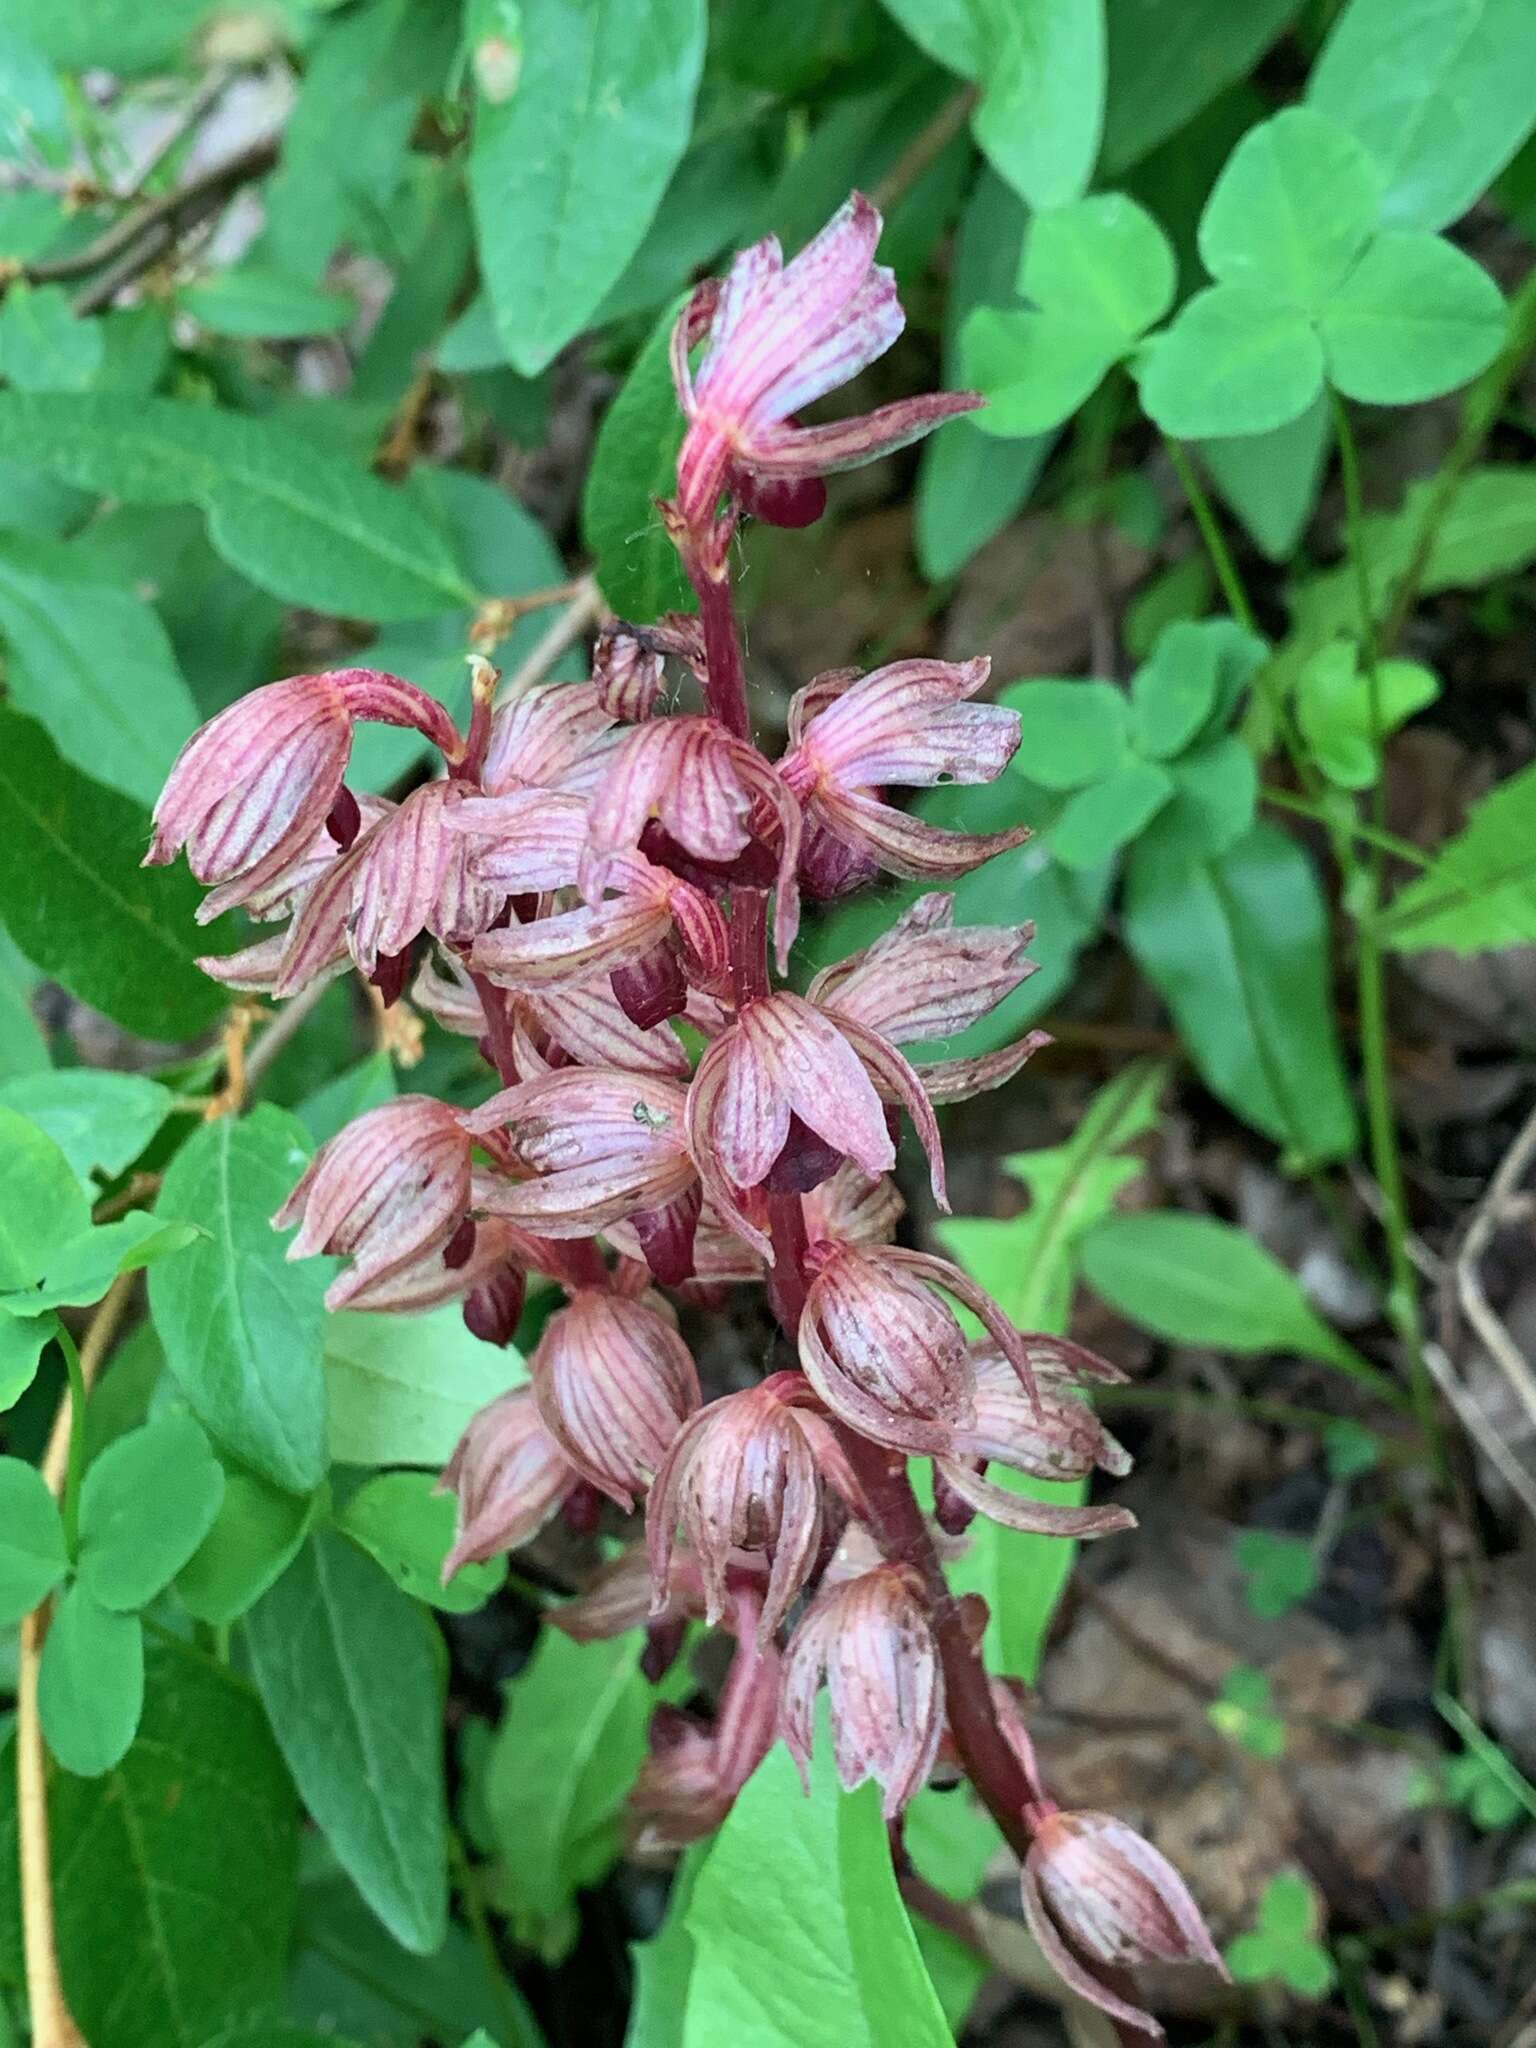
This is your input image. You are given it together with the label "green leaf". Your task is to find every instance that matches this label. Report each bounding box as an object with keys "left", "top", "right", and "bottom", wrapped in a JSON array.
[
  {"left": 1318, "top": 229, "right": 1506, "bottom": 403},
  {"left": 962, "top": 303, "right": 1117, "bottom": 439},
  {"left": 916, "top": 169, "right": 1049, "bottom": 580},
  {"left": 0, "top": 706, "right": 234, "bottom": 1039},
  {"left": 1309, "top": 0, "right": 1536, "bottom": 229},
  {"left": 39, "top": 1581, "right": 144, "bottom": 1776},
  {"left": 1138, "top": 282, "right": 1324, "bottom": 437},
  {"left": 1234, "top": 1529, "right": 1321, "bottom": 1619},
  {"left": 682, "top": 1739, "right": 950, "bottom": 2047},
  {"left": 468, "top": 0, "right": 707, "bottom": 376},
  {"left": 0, "top": 393, "right": 474, "bottom": 622},
  {"left": 0, "top": 928, "right": 47, "bottom": 1083},
  {"left": 296, "top": 1051, "right": 398, "bottom": 1148},
  {"left": 1198, "top": 107, "right": 1383, "bottom": 309},
  {"left": 1100, "top": 0, "right": 1301, "bottom": 174},
  {"left": 17, "top": 1213, "right": 200, "bottom": 1314},
  {"left": 46, "top": 1639, "right": 299, "bottom": 2045},
  {"left": 77, "top": 1411, "right": 225, "bottom": 1612},
  {"left": 1002, "top": 679, "right": 1129, "bottom": 788},
  {"left": 245, "top": 1528, "right": 448, "bottom": 1953},
  {"left": 1130, "top": 623, "right": 1225, "bottom": 758},
  {"left": 0, "top": 1102, "right": 88, "bottom": 1288},
  {"left": 582, "top": 294, "right": 695, "bottom": 622},
  {"left": 1122, "top": 818, "right": 1357, "bottom": 1164},
  {"left": 1208, "top": 1664, "right": 1288, "bottom": 1759},
  {"left": 1296, "top": 641, "right": 1439, "bottom": 788},
  {"left": 1079, "top": 1211, "right": 1387, "bottom": 1391},
  {"left": 1381, "top": 758, "right": 1536, "bottom": 951},
  {"left": 0, "top": 1456, "right": 66, "bottom": 1623},
  {"left": 483, "top": 1630, "right": 655, "bottom": 1961},
  {"left": 182, "top": 265, "right": 356, "bottom": 339},
  {"left": 969, "top": 0, "right": 1106, "bottom": 212},
  {"left": 0, "top": 281, "right": 102, "bottom": 391},
  {"left": 325, "top": 1306, "right": 524, "bottom": 1468},
  {"left": 0, "top": 1310, "right": 51, "bottom": 1411},
  {"left": 337, "top": 1470, "right": 507, "bottom": 1614},
  {"left": 873, "top": 0, "right": 982, "bottom": 77},
  {"left": 176, "top": 1458, "right": 320, "bottom": 1626},
  {"left": 1047, "top": 757, "right": 1173, "bottom": 867},
  {"left": 1158, "top": 735, "right": 1259, "bottom": 856},
  {"left": 0, "top": 1070, "right": 173, "bottom": 1189},
  {"left": 1198, "top": 391, "right": 1330, "bottom": 561},
  {"left": 150, "top": 1107, "right": 332, "bottom": 1495}
]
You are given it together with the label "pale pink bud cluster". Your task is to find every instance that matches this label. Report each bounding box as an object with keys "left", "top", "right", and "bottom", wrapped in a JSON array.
[{"left": 145, "top": 191, "right": 1200, "bottom": 2036}]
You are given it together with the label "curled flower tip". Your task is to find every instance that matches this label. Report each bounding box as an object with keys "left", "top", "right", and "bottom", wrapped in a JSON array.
[
  {"left": 273, "top": 1096, "right": 475, "bottom": 1311},
  {"left": 779, "top": 657, "right": 1031, "bottom": 883},
  {"left": 530, "top": 1291, "right": 700, "bottom": 1511},
  {"left": 592, "top": 621, "right": 667, "bottom": 723},
  {"left": 673, "top": 192, "right": 980, "bottom": 563},
  {"left": 437, "top": 1385, "right": 579, "bottom": 1580},
  {"left": 780, "top": 1562, "right": 944, "bottom": 1820},
  {"left": 684, "top": 991, "right": 947, "bottom": 1258},
  {"left": 646, "top": 1372, "right": 861, "bottom": 1645},
  {"left": 933, "top": 1338, "right": 1137, "bottom": 1541},
  {"left": 797, "top": 1243, "right": 1035, "bottom": 1454},
  {"left": 1020, "top": 1810, "right": 1229, "bottom": 2038}
]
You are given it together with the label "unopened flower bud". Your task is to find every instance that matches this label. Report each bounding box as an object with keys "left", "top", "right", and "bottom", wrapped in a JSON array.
[
  {"left": 531, "top": 1291, "right": 700, "bottom": 1510},
  {"left": 592, "top": 622, "right": 667, "bottom": 723},
  {"left": 438, "top": 1385, "right": 579, "bottom": 1577},
  {"left": 1021, "top": 1809, "right": 1228, "bottom": 2037},
  {"left": 780, "top": 1562, "right": 943, "bottom": 1818}
]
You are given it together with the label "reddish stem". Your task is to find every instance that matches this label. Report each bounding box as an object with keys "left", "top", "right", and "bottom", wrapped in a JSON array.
[
  {"left": 469, "top": 968, "right": 521, "bottom": 1088},
  {"left": 692, "top": 559, "right": 751, "bottom": 742}
]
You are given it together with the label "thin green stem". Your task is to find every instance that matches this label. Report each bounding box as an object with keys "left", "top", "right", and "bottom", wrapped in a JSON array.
[
  {"left": 53, "top": 1321, "right": 89, "bottom": 1558},
  {"left": 1162, "top": 435, "right": 1256, "bottom": 632},
  {"left": 1331, "top": 395, "right": 1447, "bottom": 1477},
  {"left": 1260, "top": 784, "right": 1430, "bottom": 870},
  {"left": 449, "top": 1829, "right": 529, "bottom": 2048}
]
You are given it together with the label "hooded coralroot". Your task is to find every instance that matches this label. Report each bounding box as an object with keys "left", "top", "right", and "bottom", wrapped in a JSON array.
[
  {"left": 780, "top": 1562, "right": 943, "bottom": 1819},
  {"left": 1020, "top": 1809, "right": 1230, "bottom": 2038},
  {"left": 530, "top": 1291, "right": 700, "bottom": 1510},
  {"left": 273, "top": 1096, "right": 475, "bottom": 1310},
  {"left": 646, "top": 1371, "right": 861, "bottom": 1644},
  {"left": 438, "top": 1385, "right": 580, "bottom": 1578}
]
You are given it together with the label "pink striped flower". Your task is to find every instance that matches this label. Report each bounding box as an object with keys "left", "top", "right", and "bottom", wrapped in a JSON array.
[
  {"left": 684, "top": 991, "right": 945, "bottom": 1257},
  {"left": 647, "top": 1371, "right": 863, "bottom": 1644},
  {"left": 809, "top": 890, "right": 1048, "bottom": 1104},
  {"left": 1020, "top": 1809, "right": 1229, "bottom": 2038},
  {"left": 797, "top": 1242, "right": 1040, "bottom": 1454},
  {"left": 932, "top": 1341, "right": 1137, "bottom": 1541},
  {"left": 273, "top": 1095, "right": 475, "bottom": 1310},
  {"left": 530, "top": 1290, "right": 701, "bottom": 1509},
  {"left": 780, "top": 1562, "right": 943, "bottom": 1819},
  {"left": 580, "top": 717, "right": 803, "bottom": 973},
  {"left": 413, "top": 953, "right": 691, "bottom": 1080},
  {"left": 147, "top": 668, "right": 458, "bottom": 911},
  {"left": 671, "top": 194, "right": 979, "bottom": 561},
  {"left": 439, "top": 1385, "right": 581, "bottom": 1578},
  {"left": 481, "top": 679, "right": 620, "bottom": 798},
  {"left": 779, "top": 657, "right": 1032, "bottom": 881}
]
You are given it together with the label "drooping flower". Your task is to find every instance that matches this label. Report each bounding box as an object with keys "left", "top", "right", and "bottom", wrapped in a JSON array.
[
  {"left": 779, "top": 1562, "right": 944, "bottom": 1818},
  {"left": 438, "top": 1384, "right": 580, "bottom": 1578},
  {"left": 589, "top": 616, "right": 702, "bottom": 724},
  {"left": 671, "top": 193, "right": 980, "bottom": 562},
  {"left": 413, "top": 951, "right": 691, "bottom": 1080},
  {"left": 930, "top": 1341, "right": 1137, "bottom": 1540},
  {"left": 580, "top": 717, "right": 803, "bottom": 972},
  {"left": 147, "top": 668, "right": 459, "bottom": 911},
  {"left": 1020, "top": 1809, "right": 1229, "bottom": 2038},
  {"left": 684, "top": 991, "right": 945, "bottom": 1256},
  {"left": 273, "top": 1096, "right": 475, "bottom": 1310},
  {"left": 464, "top": 1069, "right": 698, "bottom": 1249},
  {"left": 631, "top": 1610, "right": 780, "bottom": 1857},
  {"left": 810, "top": 891, "right": 1049, "bottom": 1104},
  {"left": 530, "top": 1290, "right": 700, "bottom": 1509},
  {"left": 480, "top": 679, "right": 620, "bottom": 798},
  {"left": 796, "top": 1242, "right": 1040, "bottom": 1453},
  {"left": 647, "top": 1371, "right": 863, "bottom": 1643},
  {"left": 778, "top": 657, "right": 1031, "bottom": 881}
]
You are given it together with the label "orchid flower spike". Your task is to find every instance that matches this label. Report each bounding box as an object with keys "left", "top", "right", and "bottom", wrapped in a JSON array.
[
  {"left": 671, "top": 193, "right": 980, "bottom": 569},
  {"left": 438, "top": 1385, "right": 581, "bottom": 1579},
  {"left": 780, "top": 1562, "right": 944, "bottom": 1819},
  {"left": 1020, "top": 1809, "right": 1230, "bottom": 2038},
  {"left": 273, "top": 1095, "right": 475, "bottom": 1311}
]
